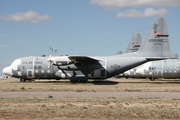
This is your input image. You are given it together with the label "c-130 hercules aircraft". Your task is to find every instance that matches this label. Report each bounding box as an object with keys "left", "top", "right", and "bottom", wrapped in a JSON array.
[{"left": 3, "top": 17, "right": 172, "bottom": 83}]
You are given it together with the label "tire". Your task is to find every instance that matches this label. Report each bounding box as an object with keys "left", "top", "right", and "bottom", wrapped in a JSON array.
[
  {"left": 149, "top": 77, "right": 155, "bottom": 81},
  {"left": 20, "top": 78, "right": 26, "bottom": 82},
  {"left": 80, "top": 79, "right": 88, "bottom": 83},
  {"left": 70, "top": 79, "right": 78, "bottom": 83}
]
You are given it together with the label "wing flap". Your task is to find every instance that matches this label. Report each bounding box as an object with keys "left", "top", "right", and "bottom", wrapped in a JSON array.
[{"left": 68, "top": 56, "right": 99, "bottom": 64}]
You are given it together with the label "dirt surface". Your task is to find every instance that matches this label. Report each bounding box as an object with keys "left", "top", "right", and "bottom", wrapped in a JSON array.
[
  {"left": 1, "top": 78, "right": 180, "bottom": 119},
  {"left": 1, "top": 78, "right": 180, "bottom": 92},
  {"left": 0, "top": 91, "right": 180, "bottom": 98},
  {"left": 1, "top": 101, "right": 179, "bottom": 107}
]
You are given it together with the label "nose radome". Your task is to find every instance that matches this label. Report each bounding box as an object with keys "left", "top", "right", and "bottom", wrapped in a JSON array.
[
  {"left": 124, "top": 71, "right": 130, "bottom": 76},
  {"left": 136, "top": 68, "right": 144, "bottom": 76},
  {"left": 3, "top": 67, "right": 12, "bottom": 76}
]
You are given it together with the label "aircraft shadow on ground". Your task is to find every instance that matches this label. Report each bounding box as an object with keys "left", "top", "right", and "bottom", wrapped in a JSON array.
[
  {"left": 90, "top": 80, "right": 119, "bottom": 85},
  {"left": 25, "top": 79, "right": 180, "bottom": 85},
  {"left": 26, "top": 80, "right": 119, "bottom": 85},
  {"left": 28, "top": 80, "right": 71, "bottom": 84}
]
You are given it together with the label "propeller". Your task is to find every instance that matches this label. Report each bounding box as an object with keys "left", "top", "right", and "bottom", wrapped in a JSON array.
[
  {"left": 55, "top": 49, "right": 58, "bottom": 56},
  {"left": 47, "top": 47, "right": 53, "bottom": 68}
]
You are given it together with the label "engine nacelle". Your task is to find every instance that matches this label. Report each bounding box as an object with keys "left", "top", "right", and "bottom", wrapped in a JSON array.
[
  {"left": 53, "top": 61, "right": 74, "bottom": 66},
  {"left": 47, "top": 56, "right": 74, "bottom": 66},
  {"left": 55, "top": 70, "right": 70, "bottom": 78}
]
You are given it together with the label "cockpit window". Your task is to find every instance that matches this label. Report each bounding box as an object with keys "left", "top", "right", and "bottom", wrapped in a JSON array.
[
  {"left": 10, "top": 59, "right": 21, "bottom": 71},
  {"left": 11, "top": 59, "right": 21, "bottom": 66}
]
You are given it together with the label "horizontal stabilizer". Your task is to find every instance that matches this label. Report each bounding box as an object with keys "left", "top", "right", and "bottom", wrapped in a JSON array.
[
  {"left": 169, "top": 53, "right": 178, "bottom": 59},
  {"left": 157, "top": 35, "right": 169, "bottom": 37}
]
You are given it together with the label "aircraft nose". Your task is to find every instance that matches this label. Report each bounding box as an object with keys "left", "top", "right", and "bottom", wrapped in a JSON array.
[
  {"left": 124, "top": 71, "right": 130, "bottom": 76},
  {"left": 136, "top": 68, "right": 144, "bottom": 76},
  {"left": 3, "top": 67, "right": 12, "bottom": 76}
]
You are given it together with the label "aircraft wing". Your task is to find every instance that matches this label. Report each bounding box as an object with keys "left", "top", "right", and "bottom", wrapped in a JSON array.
[{"left": 68, "top": 56, "right": 99, "bottom": 64}]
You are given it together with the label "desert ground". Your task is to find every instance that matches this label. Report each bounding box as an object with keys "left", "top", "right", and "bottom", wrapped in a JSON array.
[{"left": 0, "top": 78, "right": 180, "bottom": 119}]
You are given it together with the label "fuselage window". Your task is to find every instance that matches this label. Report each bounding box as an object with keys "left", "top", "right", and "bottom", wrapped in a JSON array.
[
  {"left": 152, "top": 67, "right": 156, "bottom": 70},
  {"left": 35, "top": 62, "right": 43, "bottom": 64},
  {"left": 38, "top": 66, "right": 42, "bottom": 69}
]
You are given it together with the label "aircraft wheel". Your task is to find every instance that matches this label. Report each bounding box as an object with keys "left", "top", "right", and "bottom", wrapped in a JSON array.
[
  {"left": 70, "top": 79, "right": 78, "bottom": 83},
  {"left": 20, "top": 78, "right": 26, "bottom": 82},
  {"left": 80, "top": 79, "right": 88, "bottom": 83},
  {"left": 149, "top": 77, "right": 155, "bottom": 81}
]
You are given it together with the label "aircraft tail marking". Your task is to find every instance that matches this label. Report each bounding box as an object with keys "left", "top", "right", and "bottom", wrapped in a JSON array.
[
  {"left": 137, "top": 17, "right": 171, "bottom": 57},
  {"left": 124, "top": 33, "right": 142, "bottom": 54}
]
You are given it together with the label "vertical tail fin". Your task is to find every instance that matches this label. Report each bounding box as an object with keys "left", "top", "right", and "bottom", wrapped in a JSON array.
[
  {"left": 137, "top": 17, "right": 171, "bottom": 57},
  {"left": 124, "top": 33, "right": 142, "bottom": 54}
]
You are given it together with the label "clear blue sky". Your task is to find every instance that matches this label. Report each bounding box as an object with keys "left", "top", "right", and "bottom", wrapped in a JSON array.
[{"left": 0, "top": 0, "right": 180, "bottom": 75}]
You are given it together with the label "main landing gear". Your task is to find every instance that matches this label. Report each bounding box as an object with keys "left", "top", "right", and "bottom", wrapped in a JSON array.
[
  {"left": 20, "top": 78, "right": 26, "bottom": 82},
  {"left": 149, "top": 77, "right": 155, "bottom": 81}
]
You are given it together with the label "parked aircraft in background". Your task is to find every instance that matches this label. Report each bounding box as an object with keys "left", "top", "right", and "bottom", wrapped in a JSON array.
[
  {"left": 115, "top": 33, "right": 142, "bottom": 78},
  {"left": 135, "top": 57, "right": 179, "bottom": 81},
  {"left": 3, "top": 17, "right": 172, "bottom": 83},
  {"left": 123, "top": 67, "right": 141, "bottom": 79},
  {"left": 124, "top": 33, "right": 141, "bottom": 54},
  {"left": 124, "top": 54, "right": 178, "bottom": 81},
  {"left": 115, "top": 33, "right": 141, "bottom": 55}
]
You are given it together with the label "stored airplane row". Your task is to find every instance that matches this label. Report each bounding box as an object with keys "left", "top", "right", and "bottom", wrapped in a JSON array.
[
  {"left": 3, "top": 17, "right": 174, "bottom": 83},
  {"left": 120, "top": 33, "right": 179, "bottom": 81}
]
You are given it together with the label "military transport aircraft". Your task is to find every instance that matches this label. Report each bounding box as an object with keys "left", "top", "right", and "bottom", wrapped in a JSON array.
[
  {"left": 135, "top": 56, "right": 179, "bottom": 81},
  {"left": 115, "top": 33, "right": 141, "bottom": 55},
  {"left": 3, "top": 17, "right": 172, "bottom": 83}
]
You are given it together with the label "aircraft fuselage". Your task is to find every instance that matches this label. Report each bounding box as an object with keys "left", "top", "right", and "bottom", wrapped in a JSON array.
[
  {"left": 136, "top": 59, "right": 180, "bottom": 80},
  {"left": 3, "top": 55, "right": 147, "bottom": 82}
]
